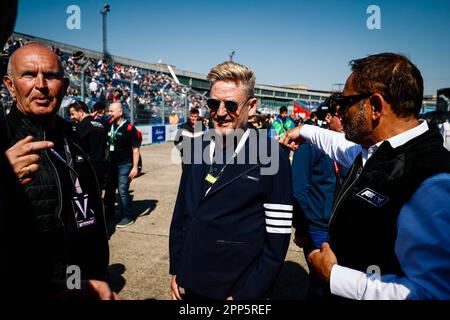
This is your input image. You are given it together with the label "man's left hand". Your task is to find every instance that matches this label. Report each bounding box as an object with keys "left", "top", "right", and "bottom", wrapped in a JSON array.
[
  {"left": 307, "top": 242, "right": 337, "bottom": 284},
  {"left": 128, "top": 167, "right": 138, "bottom": 180}
]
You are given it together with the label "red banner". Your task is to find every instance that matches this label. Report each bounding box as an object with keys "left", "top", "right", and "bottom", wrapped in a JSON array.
[{"left": 293, "top": 102, "right": 311, "bottom": 119}]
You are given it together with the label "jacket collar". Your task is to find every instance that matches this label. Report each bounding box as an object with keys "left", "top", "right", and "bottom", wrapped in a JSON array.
[
  {"left": 191, "top": 128, "right": 261, "bottom": 202},
  {"left": 8, "top": 105, "right": 75, "bottom": 142}
]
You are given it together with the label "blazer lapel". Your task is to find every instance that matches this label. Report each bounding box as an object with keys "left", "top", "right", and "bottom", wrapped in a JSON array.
[
  {"left": 203, "top": 162, "right": 259, "bottom": 200},
  {"left": 200, "top": 127, "right": 259, "bottom": 200},
  {"left": 186, "top": 138, "right": 210, "bottom": 207}
]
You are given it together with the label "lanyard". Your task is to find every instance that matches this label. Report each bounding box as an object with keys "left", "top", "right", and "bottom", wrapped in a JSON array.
[
  {"left": 109, "top": 119, "right": 127, "bottom": 145},
  {"left": 49, "top": 138, "right": 83, "bottom": 194},
  {"left": 333, "top": 161, "right": 341, "bottom": 177},
  {"left": 205, "top": 129, "right": 250, "bottom": 195}
]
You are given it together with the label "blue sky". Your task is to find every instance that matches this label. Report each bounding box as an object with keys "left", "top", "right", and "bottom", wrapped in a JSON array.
[{"left": 14, "top": 0, "right": 450, "bottom": 94}]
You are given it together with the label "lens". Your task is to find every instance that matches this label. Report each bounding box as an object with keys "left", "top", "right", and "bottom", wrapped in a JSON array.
[
  {"left": 206, "top": 99, "right": 239, "bottom": 112},
  {"left": 206, "top": 98, "right": 220, "bottom": 110},
  {"left": 224, "top": 101, "right": 238, "bottom": 112}
]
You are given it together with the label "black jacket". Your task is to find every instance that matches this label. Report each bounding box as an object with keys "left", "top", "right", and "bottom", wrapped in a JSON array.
[
  {"left": 1, "top": 104, "right": 49, "bottom": 298},
  {"left": 329, "top": 129, "right": 450, "bottom": 275},
  {"left": 75, "top": 115, "right": 107, "bottom": 165},
  {"left": 6, "top": 106, "right": 109, "bottom": 292}
]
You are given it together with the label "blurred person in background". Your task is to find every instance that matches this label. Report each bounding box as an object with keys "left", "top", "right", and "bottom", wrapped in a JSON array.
[
  {"left": 68, "top": 100, "right": 108, "bottom": 188},
  {"left": 104, "top": 102, "right": 141, "bottom": 228},
  {"left": 292, "top": 92, "right": 349, "bottom": 300},
  {"left": 269, "top": 106, "right": 294, "bottom": 139}
]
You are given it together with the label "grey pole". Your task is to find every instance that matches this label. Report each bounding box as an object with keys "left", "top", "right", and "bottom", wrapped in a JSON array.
[
  {"left": 80, "top": 71, "right": 85, "bottom": 102},
  {"left": 101, "top": 4, "right": 111, "bottom": 57},
  {"left": 161, "top": 94, "right": 165, "bottom": 125},
  {"left": 80, "top": 61, "right": 91, "bottom": 103},
  {"left": 184, "top": 95, "right": 188, "bottom": 123},
  {"left": 130, "top": 79, "right": 135, "bottom": 124}
]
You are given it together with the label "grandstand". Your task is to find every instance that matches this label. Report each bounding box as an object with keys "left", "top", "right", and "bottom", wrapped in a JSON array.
[{"left": 1, "top": 32, "right": 332, "bottom": 123}]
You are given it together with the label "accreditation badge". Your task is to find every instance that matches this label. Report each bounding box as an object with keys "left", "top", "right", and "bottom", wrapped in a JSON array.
[
  {"left": 71, "top": 193, "right": 96, "bottom": 228},
  {"left": 205, "top": 173, "right": 218, "bottom": 185}
]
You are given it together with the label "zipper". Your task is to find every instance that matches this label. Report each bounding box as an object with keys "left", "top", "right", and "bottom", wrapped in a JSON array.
[
  {"left": 43, "top": 129, "right": 70, "bottom": 280},
  {"left": 328, "top": 162, "right": 364, "bottom": 231}
]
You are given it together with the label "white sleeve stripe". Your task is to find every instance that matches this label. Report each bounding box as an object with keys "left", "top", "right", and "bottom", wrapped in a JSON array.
[
  {"left": 266, "top": 226, "right": 292, "bottom": 234},
  {"left": 263, "top": 203, "right": 293, "bottom": 211},
  {"left": 265, "top": 211, "right": 293, "bottom": 219},
  {"left": 266, "top": 219, "right": 292, "bottom": 226}
]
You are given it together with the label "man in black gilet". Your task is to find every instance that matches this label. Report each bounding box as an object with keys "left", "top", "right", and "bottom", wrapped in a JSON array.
[{"left": 281, "top": 53, "right": 450, "bottom": 299}]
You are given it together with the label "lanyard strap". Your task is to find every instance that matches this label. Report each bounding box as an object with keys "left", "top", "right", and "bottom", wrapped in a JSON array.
[
  {"left": 49, "top": 138, "right": 83, "bottom": 194},
  {"left": 205, "top": 129, "right": 251, "bottom": 195},
  {"left": 333, "top": 161, "right": 341, "bottom": 177},
  {"left": 110, "top": 119, "right": 127, "bottom": 144},
  {"left": 208, "top": 128, "right": 250, "bottom": 164}
]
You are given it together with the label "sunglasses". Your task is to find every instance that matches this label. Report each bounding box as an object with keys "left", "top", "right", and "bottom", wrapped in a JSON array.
[
  {"left": 333, "top": 92, "right": 373, "bottom": 115},
  {"left": 207, "top": 96, "right": 252, "bottom": 113}
]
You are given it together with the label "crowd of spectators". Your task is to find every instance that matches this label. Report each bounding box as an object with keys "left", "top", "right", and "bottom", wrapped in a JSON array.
[
  {"left": 1, "top": 37, "right": 207, "bottom": 124},
  {"left": 3, "top": 37, "right": 448, "bottom": 129}
]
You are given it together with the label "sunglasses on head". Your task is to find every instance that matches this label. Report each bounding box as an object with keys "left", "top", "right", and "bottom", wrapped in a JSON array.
[{"left": 206, "top": 96, "right": 252, "bottom": 113}]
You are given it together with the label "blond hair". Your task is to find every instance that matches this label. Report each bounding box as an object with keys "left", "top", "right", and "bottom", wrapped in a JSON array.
[{"left": 207, "top": 61, "right": 255, "bottom": 97}]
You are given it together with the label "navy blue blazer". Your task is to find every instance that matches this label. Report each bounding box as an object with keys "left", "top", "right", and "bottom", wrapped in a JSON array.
[{"left": 169, "top": 128, "right": 293, "bottom": 299}]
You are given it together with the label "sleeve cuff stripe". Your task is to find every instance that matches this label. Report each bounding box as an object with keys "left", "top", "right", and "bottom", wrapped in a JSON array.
[
  {"left": 265, "top": 211, "right": 293, "bottom": 219},
  {"left": 266, "top": 219, "right": 292, "bottom": 226},
  {"left": 266, "top": 226, "right": 292, "bottom": 234},
  {"left": 263, "top": 203, "right": 293, "bottom": 211}
]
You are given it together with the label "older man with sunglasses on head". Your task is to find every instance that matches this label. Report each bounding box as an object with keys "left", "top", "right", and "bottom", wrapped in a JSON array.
[
  {"left": 281, "top": 53, "right": 450, "bottom": 300},
  {"left": 170, "top": 61, "right": 293, "bottom": 300}
]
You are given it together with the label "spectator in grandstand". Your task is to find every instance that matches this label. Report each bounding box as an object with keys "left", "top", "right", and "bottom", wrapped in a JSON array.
[
  {"left": 89, "top": 77, "right": 98, "bottom": 98},
  {"left": 269, "top": 106, "right": 295, "bottom": 139},
  {"left": 104, "top": 102, "right": 141, "bottom": 228},
  {"left": 170, "top": 61, "right": 292, "bottom": 300},
  {"left": 68, "top": 100, "right": 108, "bottom": 187},
  {"left": 2, "top": 41, "right": 115, "bottom": 299},
  {"left": 281, "top": 53, "right": 450, "bottom": 300},
  {"left": 169, "top": 112, "right": 180, "bottom": 125},
  {"left": 292, "top": 92, "right": 349, "bottom": 300}
]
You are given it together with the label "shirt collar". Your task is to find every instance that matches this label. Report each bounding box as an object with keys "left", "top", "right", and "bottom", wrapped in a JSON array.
[{"left": 362, "top": 120, "right": 429, "bottom": 166}]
